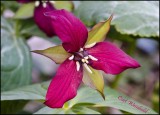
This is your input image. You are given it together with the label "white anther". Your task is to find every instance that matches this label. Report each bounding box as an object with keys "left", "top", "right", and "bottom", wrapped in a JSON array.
[
  {"left": 79, "top": 48, "right": 84, "bottom": 52},
  {"left": 69, "top": 55, "right": 74, "bottom": 60},
  {"left": 35, "top": 1, "right": 40, "bottom": 7},
  {"left": 43, "top": 2, "right": 47, "bottom": 8},
  {"left": 85, "top": 59, "right": 89, "bottom": 64},
  {"left": 49, "top": 1, "right": 55, "bottom": 4},
  {"left": 88, "top": 55, "right": 98, "bottom": 61},
  {"left": 76, "top": 61, "right": 80, "bottom": 71},
  {"left": 84, "top": 42, "right": 96, "bottom": 48},
  {"left": 84, "top": 56, "right": 89, "bottom": 60},
  {"left": 83, "top": 63, "right": 92, "bottom": 73},
  {"left": 81, "top": 59, "right": 85, "bottom": 63}
]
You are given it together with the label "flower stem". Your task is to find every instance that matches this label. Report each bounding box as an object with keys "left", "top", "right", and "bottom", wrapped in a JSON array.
[
  {"left": 127, "top": 40, "right": 136, "bottom": 56},
  {"left": 111, "top": 74, "right": 122, "bottom": 89},
  {"left": 15, "top": 20, "right": 20, "bottom": 37}
]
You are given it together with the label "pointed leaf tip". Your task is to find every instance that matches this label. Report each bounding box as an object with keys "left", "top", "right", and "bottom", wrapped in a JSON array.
[
  {"left": 31, "top": 45, "right": 71, "bottom": 64},
  {"left": 86, "top": 14, "right": 113, "bottom": 45},
  {"left": 97, "top": 90, "right": 105, "bottom": 100},
  {"left": 83, "top": 66, "right": 105, "bottom": 100}
]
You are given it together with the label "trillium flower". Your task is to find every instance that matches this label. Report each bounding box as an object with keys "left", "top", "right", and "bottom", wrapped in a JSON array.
[
  {"left": 32, "top": 9, "right": 140, "bottom": 108},
  {"left": 17, "top": 0, "right": 56, "bottom": 37}
]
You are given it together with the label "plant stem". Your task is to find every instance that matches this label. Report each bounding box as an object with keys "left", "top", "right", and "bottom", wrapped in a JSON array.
[
  {"left": 127, "top": 40, "right": 136, "bottom": 56},
  {"left": 15, "top": 20, "right": 20, "bottom": 37},
  {"left": 111, "top": 74, "right": 122, "bottom": 89}
]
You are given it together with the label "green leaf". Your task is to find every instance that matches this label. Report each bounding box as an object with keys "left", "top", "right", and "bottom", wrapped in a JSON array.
[
  {"left": 71, "top": 106, "right": 101, "bottom": 114},
  {"left": 1, "top": 81, "right": 50, "bottom": 101},
  {"left": 1, "top": 81, "right": 157, "bottom": 114},
  {"left": 34, "top": 106, "right": 100, "bottom": 114},
  {"left": 72, "top": 87, "right": 157, "bottom": 114},
  {"left": 85, "top": 15, "right": 113, "bottom": 45},
  {"left": 1, "top": 16, "right": 32, "bottom": 114},
  {"left": 14, "top": 2, "right": 35, "bottom": 19},
  {"left": 31, "top": 45, "right": 71, "bottom": 64},
  {"left": 75, "top": 1, "right": 159, "bottom": 37},
  {"left": 34, "top": 107, "right": 68, "bottom": 114},
  {"left": 1, "top": 17, "right": 32, "bottom": 91},
  {"left": 54, "top": 1, "right": 74, "bottom": 12},
  {"left": 83, "top": 67, "right": 105, "bottom": 100}
]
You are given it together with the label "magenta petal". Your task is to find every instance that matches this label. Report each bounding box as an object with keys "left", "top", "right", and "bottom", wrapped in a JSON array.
[
  {"left": 87, "top": 42, "right": 140, "bottom": 75},
  {"left": 45, "top": 9, "right": 88, "bottom": 53},
  {"left": 44, "top": 60, "right": 83, "bottom": 108},
  {"left": 34, "top": 2, "right": 56, "bottom": 37}
]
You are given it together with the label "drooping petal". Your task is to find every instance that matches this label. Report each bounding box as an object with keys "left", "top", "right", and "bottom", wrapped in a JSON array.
[
  {"left": 83, "top": 66, "right": 105, "bottom": 100},
  {"left": 85, "top": 15, "right": 113, "bottom": 45},
  {"left": 31, "top": 45, "right": 71, "bottom": 64},
  {"left": 34, "top": 2, "right": 56, "bottom": 37},
  {"left": 87, "top": 42, "right": 140, "bottom": 75},
  {"left": 45, "top": 9, "right": 88, "bottom": 53},
  {"left": 44, "top": 60, "right": 83, "bottom": 108}
]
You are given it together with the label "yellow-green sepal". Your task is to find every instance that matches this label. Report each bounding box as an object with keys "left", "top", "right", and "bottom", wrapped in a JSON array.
[
  {"left": 83, "top": 66, "right": 105, "bottom": 100},
  {"left": 85, "top": 15, "right": 113, "bottom": 45},
  {"left": 54, "top": 1, "right": 74, "bottom": 12},
  {"left": 31, "top": 45, "right": 71, "bottom": 64},
  {"left": 14, "top": 2, "right": 35, "bottom": 19}
]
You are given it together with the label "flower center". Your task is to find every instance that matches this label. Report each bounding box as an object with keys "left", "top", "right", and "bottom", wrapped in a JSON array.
[
  {"left": 35, "top": 0, "right": 55, "bottom": 8},
  {"left": 68, "top": 43, "right": 98, "bottom": 74}
]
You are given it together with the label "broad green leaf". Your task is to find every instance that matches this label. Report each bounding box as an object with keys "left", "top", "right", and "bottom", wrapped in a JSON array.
[
  {"left": 85, "top": 15, "right": 113, "bottom": 45},
  {"left": 54, "top": 1, "right": 74, "bottom": 11},
  {"left": 34, "top": 107, "right": 69, "bottom": 114},
  {"left": 72, "top": 87, "right": 157, "bottom": 114},
  {"left": 75, "top": 1, "right": 159, "bottom": 37},
  {"left": 31, "top": 45, "right": 71, "bottom": 64},
  {"left": 71, "top": 105, "right": 101, "bottom": 114},
  {"left": 1, "top": 81, "right": 157, "bottom": 114},
  {"left": 83, "top": 67, "right": 105, "bottom": 100},
  {"left": 14, "top": 2, "right": 35, "bottom": 19},
  {"left": 1, "top": 17, "right": 32, "bottom": 91},
  {"left": 1, "top": 81, "right": 50, "bottom": 101},
  {"left": 1, "top": 16, "right": 32, "bottom": 114},
  {"left": 34, "top": 106, "right": 100, "bottom": 114}
]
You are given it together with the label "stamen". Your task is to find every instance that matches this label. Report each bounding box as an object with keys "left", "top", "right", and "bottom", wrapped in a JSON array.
[
  {"left": 69, "top": 55, "right": 74, "bottom": 60},
  {"left": 83, "top": 63, "right": 92, "bottom": 73},
  {"left": 84, "top": 42, "right": 96, "bottom": 48},
  {"left": 88, "top": 55, "right": 98, "bottom": 61},
  {"left": 79, "top": 48, "right": 84, "bottom": 52},
  {"left": 81, "top": 59, "right": 85, "bottom": 63},
  {"left": 85, "top": 59, "right": 89, "bottom": 64},
  {"left": 84, "top": 56, "right": 89, "bottom": 60},
  {"left": 76, "top": 61, "right": 80, "bottom": 71},
  {"left": 43, "top": 2, "right": 47, "bottom": 8},
  {"left": 35, "top": 1, "right": 40, "bottom": 7}
]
